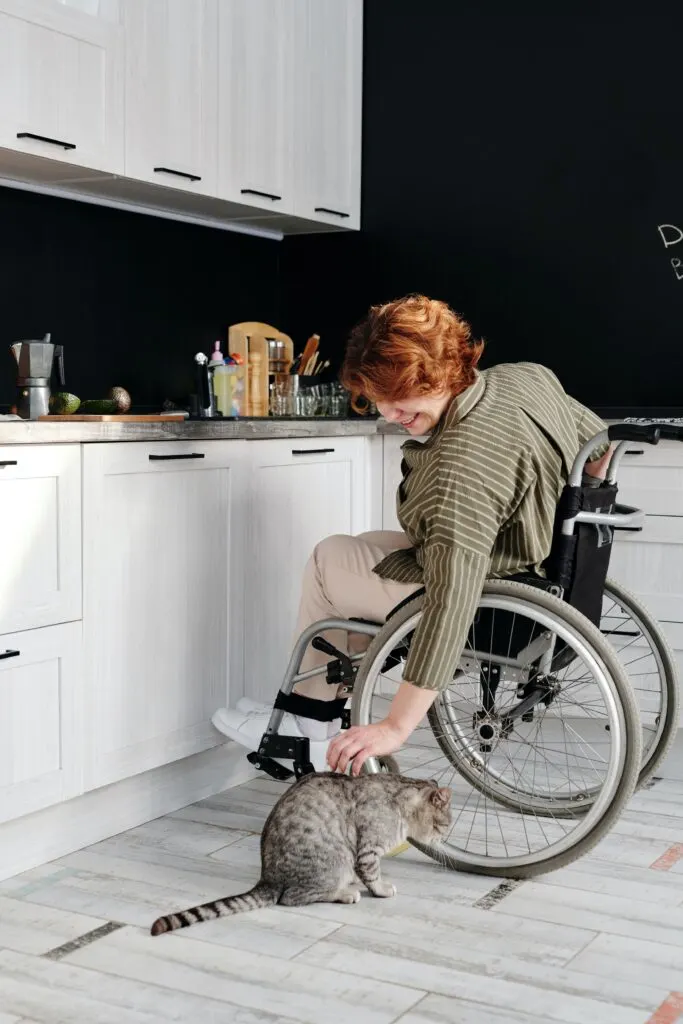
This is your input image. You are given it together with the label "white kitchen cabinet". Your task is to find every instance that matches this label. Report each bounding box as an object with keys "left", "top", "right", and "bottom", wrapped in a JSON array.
[
  {"left": 82, "top": 441, "right": 247, "bottom": 789},
  {"left": 292, "top": 0, "right": 363, "bottom": 229},
  {"left": 381, "top": 433, "right": 428, "bottom": 531},
  {"left": 0, "top": 444, "right": 81, "bottom": 635},
  {"left": 217, "top": 0, "right": 293, "bottom": 214},
  {"left": 124, "top": 0, "right": 218, "bottom": 195},
  {"left": 0, "top": 621, "right": 82, "bottom": 824},
  {"left": 245, "top": 437, "right": 371, "bottom": 702},
  {"left": 0, "top": 0, "right": 124, "bottom": 172}
]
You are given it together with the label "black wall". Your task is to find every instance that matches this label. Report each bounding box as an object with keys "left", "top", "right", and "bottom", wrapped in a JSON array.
[
  {"left": 1, "top": 188, "right": 281, "bottom": 410},
  {"left": 285, "top": 4, "right": 683, "bottom": 413},
  {"left": 5, "top": 7, "right": 683, "bottom": 414}
]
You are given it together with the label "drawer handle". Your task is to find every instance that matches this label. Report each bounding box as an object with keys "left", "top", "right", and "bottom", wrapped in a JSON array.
[
  {"left": 241, "top": 188, "right": 282, "bottom": 202},
  {"left": 625, "top": 450, "right": 644, "bottom": 456},
  {"left": 148, "top": 453, "right": 205, "bottom": 461},
  {"left": 17, "top": 131, "right": 76, "bottom": 151},
  {"left": 0, "top": 650, "right": 20, "bottom": 661},
  {"left": 0, "top": 460, "right": 18, "bottom": 468},
  {"left": 291, "top": 448, "right": 335, "bottom": 456},
  {"left": 314, "top": 207, "right": 350, "bottom": 218},
  {"left": 153, "top": 166, "right": 202, "bottom": 182}
]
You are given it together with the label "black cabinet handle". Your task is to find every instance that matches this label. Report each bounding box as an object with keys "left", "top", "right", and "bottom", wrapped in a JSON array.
[
  {"left": 0, "top": 650, "right": 20, "bottom": 661},
  {"left": 291, "top": 448, "right": 335, "bottom": 456},
  {"left": 241, "top": 189, "right": 282, "bottom": 202},
  {"left": 314, "top": 207, "right": 350, "bottom": 218},
  {"left": 17, "top": 131, "right": 76, "bottom": 150},
  {"left": 148, "top": 453, "right": 206, "bottom": 461},
  {"left": 153, "top": 167, "right": 202, "bottom": 182},
  {"left": 625, "top": 450, "right": 644, "bottom": 456},
  {"left": 0, "top": 460, "right": 18, "bottom": 468}
]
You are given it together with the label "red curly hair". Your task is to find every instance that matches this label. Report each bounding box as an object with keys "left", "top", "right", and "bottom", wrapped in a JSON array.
[{"left": 341, "top": 294, "right": 484, "bottom": 412}]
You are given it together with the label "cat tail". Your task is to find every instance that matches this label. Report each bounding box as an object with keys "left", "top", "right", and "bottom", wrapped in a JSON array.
[{"left": 150, "top": 881, "right": 277, "bottom": 936}]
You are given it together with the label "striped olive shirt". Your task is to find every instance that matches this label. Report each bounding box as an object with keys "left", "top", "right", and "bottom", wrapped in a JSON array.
[{"left": 374, "top": 362, "right": 607, "bottom": 690}]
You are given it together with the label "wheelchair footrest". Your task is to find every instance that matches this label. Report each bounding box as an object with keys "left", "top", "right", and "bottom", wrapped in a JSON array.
[
  {"left": 251, "top": 732, "right": 316, "bottom": 780},
  {"left": 246, "top": 751, "right": 294, "bottom": 781}
]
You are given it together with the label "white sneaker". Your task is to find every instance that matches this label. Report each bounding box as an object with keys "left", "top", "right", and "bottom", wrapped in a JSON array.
[
  {"left": 236, "top": 697, "right": 271, "bottom": 715},
  {"left": 235, "top": 696, "right": 342, "bottom": 741},
  {"left": 211, "top": 707, "right": 332, "bottom": 773}
]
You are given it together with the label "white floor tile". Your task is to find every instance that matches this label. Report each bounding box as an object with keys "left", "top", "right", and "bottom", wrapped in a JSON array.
[
  {"left": 295, "top": 936, "right": 652, "bottom": 1023},
  {"left": 106, "top": 816, "right": 250, "bottom": 857},
  {"left": 283, "top": 892, "right": 596, "bottom": 965},
  {"left": 495, "top": 880, "right": 683, "bottom": 946},
  {"left": 65, "top": 925, "right": 425, "bottom": 1024},
  {"left": 297, "top": 924, "right": 666, "bottom": 1013},
  {"left": 396, "top": 992, "right": 550, "bottom": 1024},
  {"left": 0, "top": 949, "right": 295, "bottom": 1024},
  {"left": 0, "top": 895, "right": 109, "bottom": 956},
  {"left": 570, "top": 931, "right": 683, "bottom": 991}
]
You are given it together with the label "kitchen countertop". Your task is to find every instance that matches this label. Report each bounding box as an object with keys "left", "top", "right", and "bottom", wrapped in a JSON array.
[
  {"left": 2, "top": 411, "right": 678, "bottom": 445},
  {"left": 0, "top": 416, "right": 399, "bottom": 445}
]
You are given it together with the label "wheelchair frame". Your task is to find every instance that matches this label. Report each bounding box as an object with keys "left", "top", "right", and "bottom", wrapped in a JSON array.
[{"left": 248, "top": 421, "right": 681, "bottom": 782}]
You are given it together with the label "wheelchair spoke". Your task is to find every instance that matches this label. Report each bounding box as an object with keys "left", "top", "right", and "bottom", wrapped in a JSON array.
[{"left": 354, "top": 582, "right": 638, "bottom": 874}]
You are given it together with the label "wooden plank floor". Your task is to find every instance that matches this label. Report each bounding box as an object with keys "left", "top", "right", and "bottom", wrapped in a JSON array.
[{"left": 1, "top": 769, "right": 683, "bottom": 1023}]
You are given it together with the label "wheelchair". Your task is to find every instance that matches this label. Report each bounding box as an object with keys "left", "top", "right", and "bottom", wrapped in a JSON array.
[{"left": 248, "top": 421, "right": 681, "bottom": 879}]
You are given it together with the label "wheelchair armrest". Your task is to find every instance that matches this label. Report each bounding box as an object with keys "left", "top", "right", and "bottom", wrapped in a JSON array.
[{"left": 612, "top": 502, "right": 644, "bottom": 532}]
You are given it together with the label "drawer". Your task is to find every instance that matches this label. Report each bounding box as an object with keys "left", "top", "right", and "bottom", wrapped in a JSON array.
[
  {"left": 611, "top": 517, "right": 683, "bottom": 624},
  {"left": 615, "top": 442, "right": 683, "bottom": 516},
  {"left": 0, "top": 621, "right": 82, "bottom": 823},
  {"left": 0, "top": 445, "right": 82, "bottom": 633}
]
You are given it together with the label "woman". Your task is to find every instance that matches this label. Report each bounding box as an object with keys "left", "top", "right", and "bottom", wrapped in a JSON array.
[{"left": 212, "top": 295, "right": 609, "bottom": 775}]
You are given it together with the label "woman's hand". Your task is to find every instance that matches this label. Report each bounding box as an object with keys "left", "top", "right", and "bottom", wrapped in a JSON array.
[
  {"left": 326, "top": 719, "right": 407, "bottom": 776},
  {"left": 327, "top": 681, "right": 439, "bottom": 776}
]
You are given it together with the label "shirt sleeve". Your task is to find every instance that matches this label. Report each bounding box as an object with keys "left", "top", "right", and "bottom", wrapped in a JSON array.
[
  {"left": 567, "top": 397, "right": 609, "bottom": 462},
  {"left": 403, "top": 463, "right": 511, "bottom": 690}
]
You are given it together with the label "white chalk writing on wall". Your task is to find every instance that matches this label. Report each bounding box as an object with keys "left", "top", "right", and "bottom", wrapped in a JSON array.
[{"left": 657, "top": 224, "right": 683, "bottom": 279}]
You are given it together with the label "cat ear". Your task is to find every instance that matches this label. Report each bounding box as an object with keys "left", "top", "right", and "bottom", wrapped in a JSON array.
[{"left": 429, "top": 787, "right": 451, "bottom": 809}]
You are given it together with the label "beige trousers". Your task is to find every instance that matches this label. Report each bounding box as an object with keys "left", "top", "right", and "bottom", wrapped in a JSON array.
[{"left": 293, "top": 531, "right": 422, "bottom": 701}]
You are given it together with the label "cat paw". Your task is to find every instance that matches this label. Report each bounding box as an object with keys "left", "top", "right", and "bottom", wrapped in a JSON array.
[
  {"left": 370, "top": 881, "right": 397, "bottom": 898},
  {"left": 337, "top": 888, "right": 362, "bottom": 904}
]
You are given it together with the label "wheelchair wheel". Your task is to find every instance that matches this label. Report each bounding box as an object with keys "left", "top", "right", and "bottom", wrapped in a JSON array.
[
  {"left": 352, "top": 580, "right": 641, "bottom": 877},
  {"left": 602, "top": 578, "right": 679, "bottom": 788}
]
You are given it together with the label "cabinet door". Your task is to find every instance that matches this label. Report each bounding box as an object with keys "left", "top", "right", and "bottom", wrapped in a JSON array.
[
  {"left": 293, "top": 0, "right": 363, "bottom": 229},
  {"left": 0, "top": 444, "right": 81, "bottom": 634},
  {"left": 381, "top": 434, "right": 428, "bottom": 531},
  {"left": 0, "top": 0, "right": 123, "bottom": 172},
  {"left": 124, "top": 0, "right": 218, "bottom": 194},
  {"left": 82, "top": 441, "right": 247, "bottom": 789},
  {"left": 245, "top": 437, "right": 370, "bottom": 702},
  {"left": 217, "top": 0, "right": 293, "bottom": 213},
  {"left": 0, "top": 621, "right": 82, "bottom": 824}
]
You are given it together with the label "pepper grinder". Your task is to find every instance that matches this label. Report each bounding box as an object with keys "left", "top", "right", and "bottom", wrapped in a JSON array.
[{"left": 194, "top": 352, "right": 216, "bottom": 418}]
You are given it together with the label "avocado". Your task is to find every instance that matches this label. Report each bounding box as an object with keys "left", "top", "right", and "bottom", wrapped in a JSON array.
[
  {"left": 79, "top": 399, "right": 119, "bottom": 414},
  {"left": 49, "top": 392, "right": 81, "bottom": 414},
  {"left": 106, "top": 386, "right": 132, "bottom": 413}
]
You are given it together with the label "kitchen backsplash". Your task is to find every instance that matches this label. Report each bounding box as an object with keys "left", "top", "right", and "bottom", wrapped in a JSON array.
[{"left": 0, "top": 187, "right": 282, "bottom": 411}]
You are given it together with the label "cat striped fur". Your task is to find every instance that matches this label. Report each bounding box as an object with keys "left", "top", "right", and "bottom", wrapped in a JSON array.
[
  {"left": 151, "top": 881, "right": 276, "bottom": 935},
  {"left": 150, "top": 772, "right": 452, "bottom": 936}
]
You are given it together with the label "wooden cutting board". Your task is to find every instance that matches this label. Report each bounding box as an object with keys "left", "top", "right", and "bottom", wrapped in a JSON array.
[{"left": 39, "top": 414, "right": 187, "bottom": 422}]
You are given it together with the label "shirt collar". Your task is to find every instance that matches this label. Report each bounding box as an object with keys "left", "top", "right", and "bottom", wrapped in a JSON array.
[{"left": 438, "top": 370, "right": 486, "bottom": 432}]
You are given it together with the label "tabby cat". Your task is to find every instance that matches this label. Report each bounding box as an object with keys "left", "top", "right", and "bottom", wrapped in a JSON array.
[{"left": 151, "top": 771, "right": 451, "bottom": 935}]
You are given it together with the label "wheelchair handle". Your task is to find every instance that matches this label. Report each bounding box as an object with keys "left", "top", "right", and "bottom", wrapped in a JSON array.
[
  {"left": 607, "top": 422, "right": 683, "bottom": 444},
  {"left": 570, "top": 421, "right": 683, "bottom": 487}
]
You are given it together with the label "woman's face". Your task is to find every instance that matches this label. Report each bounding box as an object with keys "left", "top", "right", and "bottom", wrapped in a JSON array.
[{"left": 376, "top": 389, "right": 452, "bottom": 435}]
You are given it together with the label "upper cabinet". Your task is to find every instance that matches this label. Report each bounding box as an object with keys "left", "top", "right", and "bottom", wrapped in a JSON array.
[
  {"left": 217, "top": 0, "right": 294, "bottom": 214},
  {"left": 0, "top": 0, "right": 124, "bottom": 172},
  {"left": 124, "top": 0, "right": 218, "bottom": 195},
  {"left": 0, "top": 0, "right": 362, "bottom": 235},
  {"left": 293, "top": 0, "right": 363, "bottom": 230}
]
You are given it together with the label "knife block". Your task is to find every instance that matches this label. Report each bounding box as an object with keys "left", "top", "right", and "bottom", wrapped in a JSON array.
[{"left": 228, "top": 323, "right": 293, "bottom": 417}]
